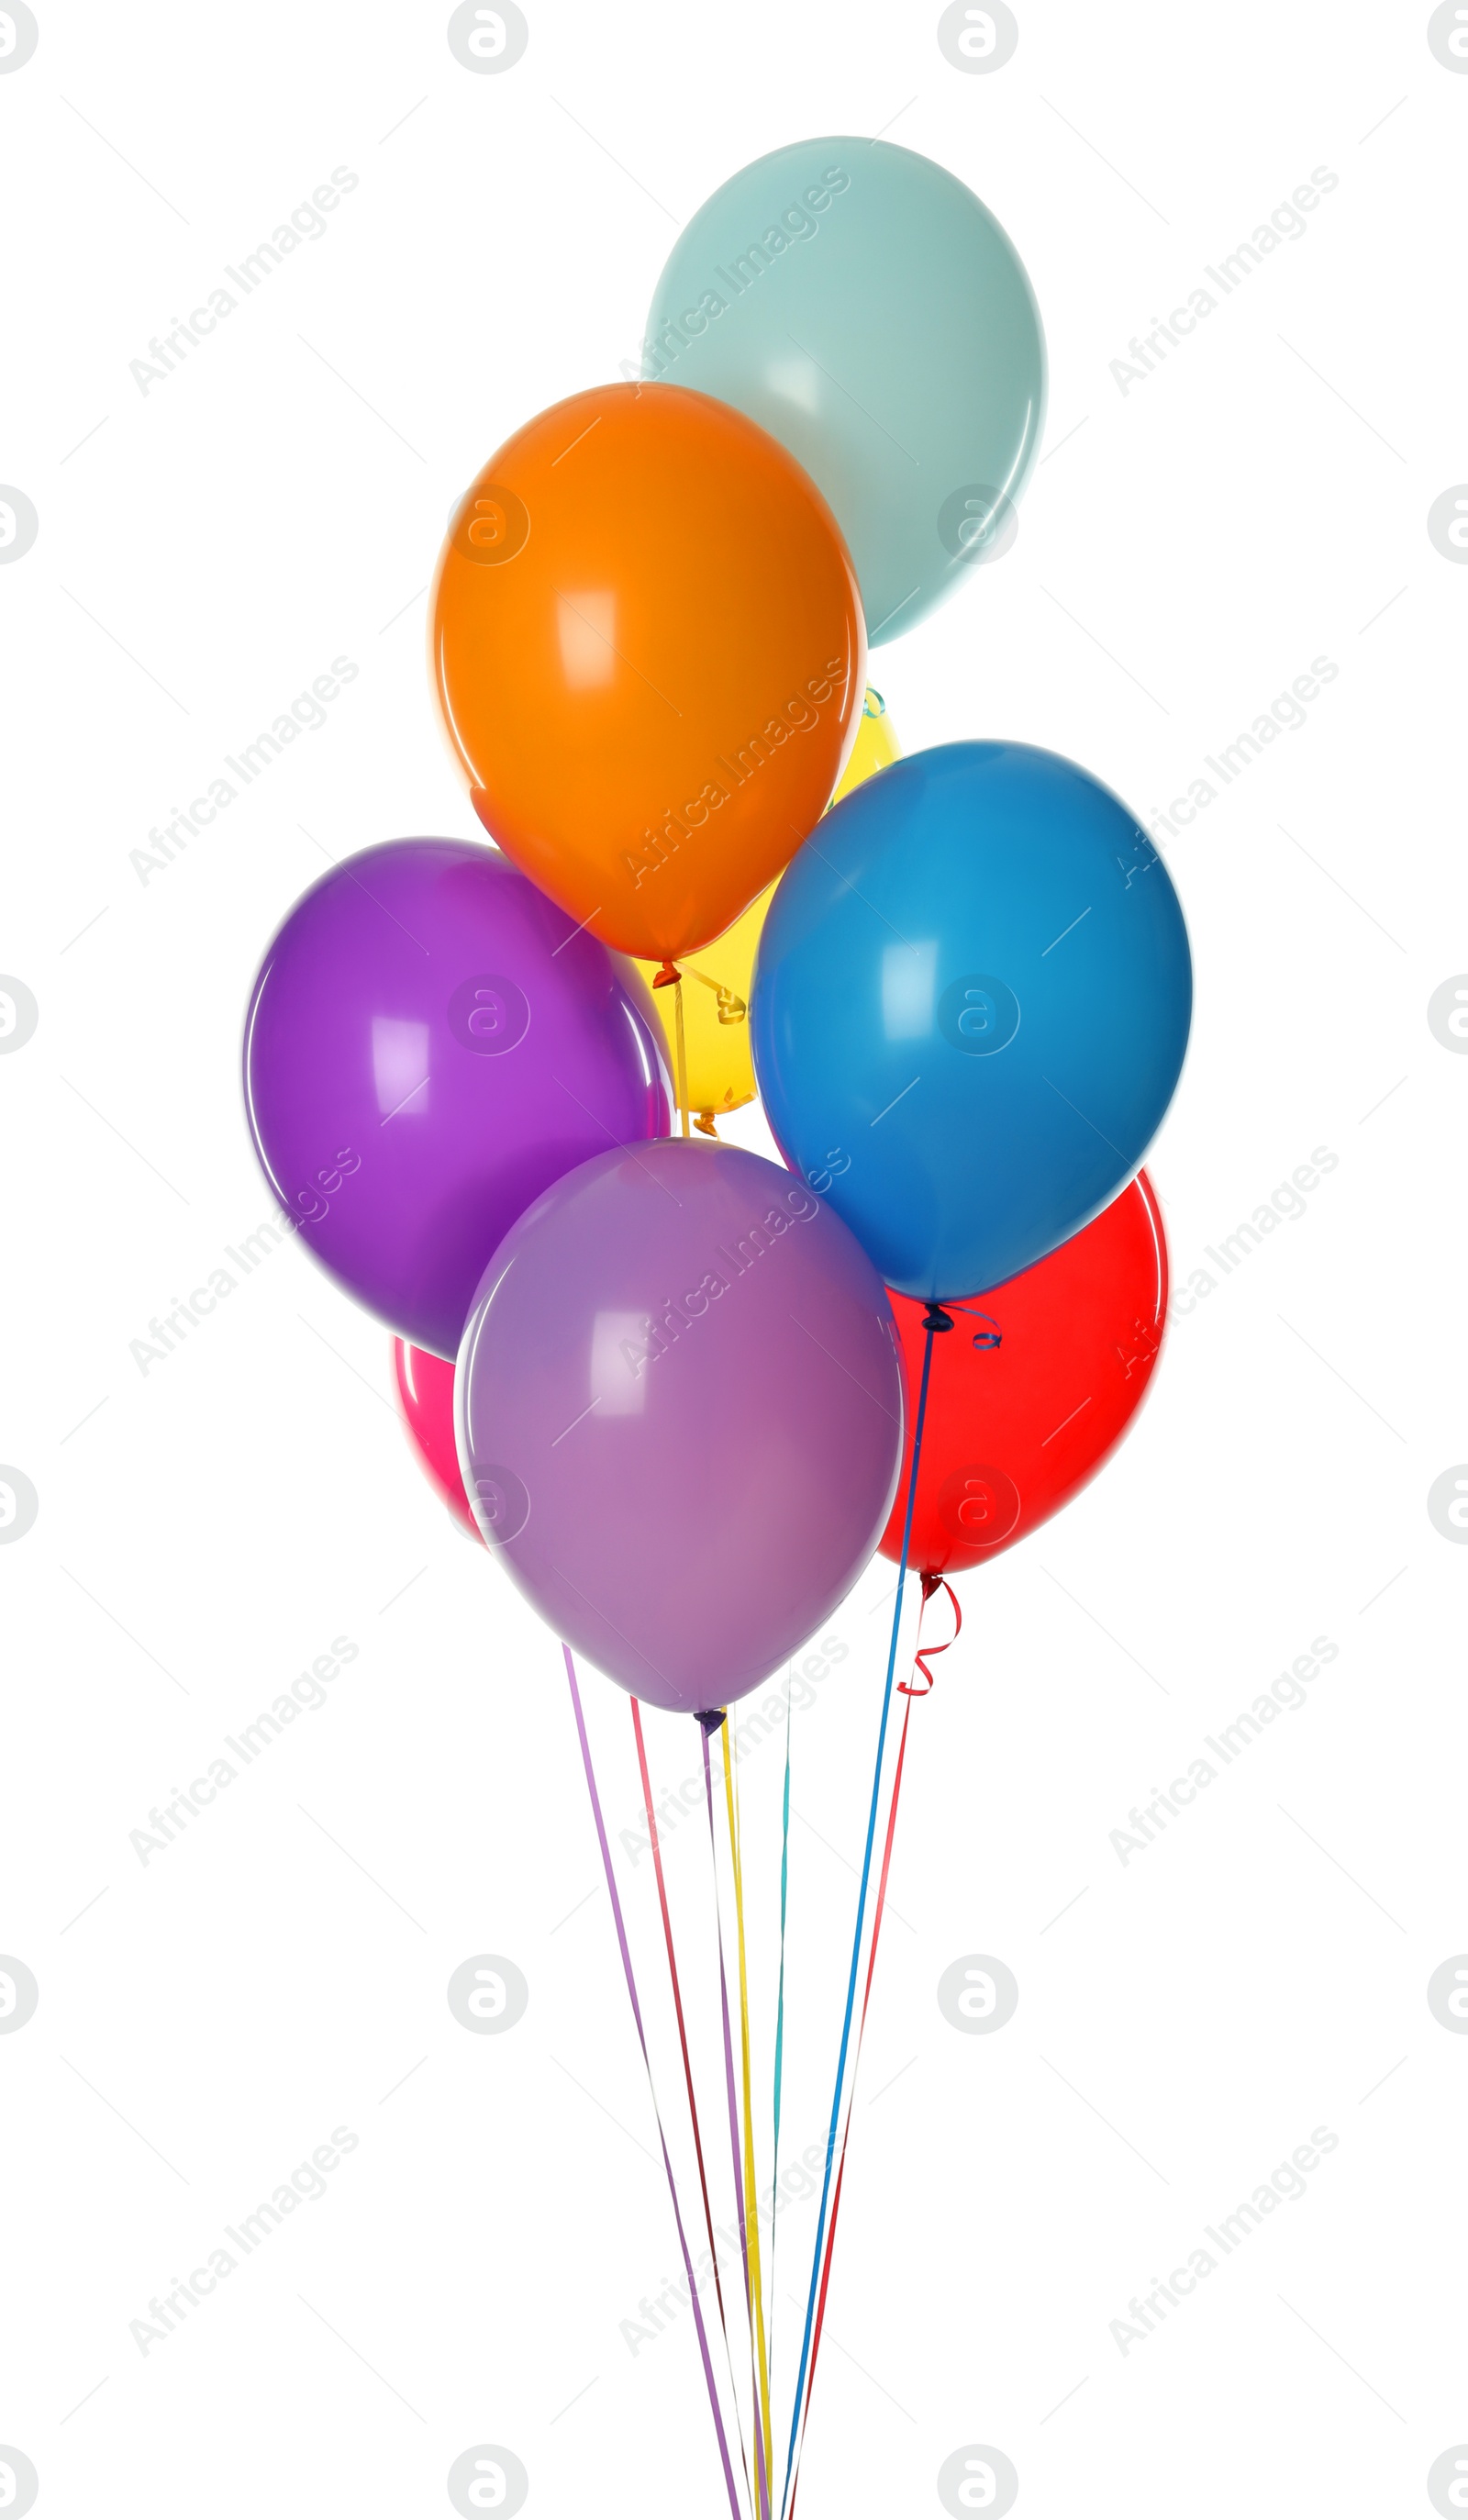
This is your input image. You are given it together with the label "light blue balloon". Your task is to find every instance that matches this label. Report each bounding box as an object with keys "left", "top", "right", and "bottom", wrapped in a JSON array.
[
  {"left": 751, "top": 743, "right": 1192, "bottom": 1304},
  {"left": 641, "top": 139, "right": 1046, "bottom": 646}
]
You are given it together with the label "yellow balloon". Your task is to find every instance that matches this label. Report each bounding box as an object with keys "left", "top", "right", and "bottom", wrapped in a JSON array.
[
  {"left": 637, "top": 689, "right": 900, "bottom": 1131},
  {"left": 832, "top": 683, "right": 902, "bottom": 803}
]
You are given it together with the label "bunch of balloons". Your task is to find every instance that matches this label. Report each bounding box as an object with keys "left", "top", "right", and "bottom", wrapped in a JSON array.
[{"left": 242, "top": 136, "right": 1190, "bottom": 2518}]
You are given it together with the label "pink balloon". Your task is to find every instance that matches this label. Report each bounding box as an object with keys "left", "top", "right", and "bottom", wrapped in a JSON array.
[
  {"left": 456, "top": 1142, "right": 903, "bottom": 1712},
  {"left": 391, "top": 1341, "right": 479, "bottom": 1539}
]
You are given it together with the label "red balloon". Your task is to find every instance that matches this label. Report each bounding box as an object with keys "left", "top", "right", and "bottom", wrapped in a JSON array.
[
  {"left": 880, "top": 1173, "right": 1168, "bottom": 1577},
  {"left": 391, "top": 1341, "right": 479, "bottom": 1539}
]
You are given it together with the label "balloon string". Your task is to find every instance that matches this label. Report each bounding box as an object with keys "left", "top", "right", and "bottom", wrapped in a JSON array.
[
  {"left": 700, "top": 1726, "right": 768, "bottom": 2520},
  {"left": 779, "top": 1312, "right": 941, "bottom": 2517},
  {"left": 652, "top": 959, "right": 693, "bottom": 1140},
  {"left": 629, "top": 1697, "right": 752, "bottom": 2503},
  {"left": 787, "top": 1586, "right": 941, "bottom": 2518},
  {"left": 563, "top": 1651, "right": 742, "bottom": 2520},
  {"left": 673, "top": 976, "right": 691, "bottom": 1141},
  {"left": 766, "top": 1683, "right": 793, "bottom": 2440},
  {"left": 723, "top": 1723, "right": 774, "bottom": 2510}
]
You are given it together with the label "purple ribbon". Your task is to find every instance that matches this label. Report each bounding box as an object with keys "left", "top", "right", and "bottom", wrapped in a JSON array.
[
  {"left": 703, "top": 1728, "right": 772, "bottom": 2520},
  {"left": 564, "top": 1648, "right": 742, "bottom": 2520}
]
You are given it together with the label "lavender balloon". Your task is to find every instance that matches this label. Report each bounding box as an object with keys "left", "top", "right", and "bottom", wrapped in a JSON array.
[
  {"left": 243, "top": 839, "right": 670, "bottom": 1357},
  {"left": 456, "top": 1141, "right": 904, "bottom": 1712}
]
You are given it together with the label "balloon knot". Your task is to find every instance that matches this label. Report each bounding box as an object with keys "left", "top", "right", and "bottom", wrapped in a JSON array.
[
  {"left": 919, "top": 1571, "right": 945, "bottom": 1601},
  {"left": 694, "top": 1111, "right": 718, "bottom": 1138},
  {"left": 922, "top": 1303, "right": 955, "bottom": 1332},
  {"left": 695, "top": 1707, "right": 727, "bottom": 1735},
  {"left": 652, "top": 961, "right": 681, "bottom": 990}
]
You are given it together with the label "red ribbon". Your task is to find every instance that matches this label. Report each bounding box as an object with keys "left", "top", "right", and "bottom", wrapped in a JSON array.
[
  {"left": 629, "top": 1699, "right": 747, "bottom": 2490},
  {"left": 789, "top": 1578, "right": 955, "bottom": 2511},
  {"left": 565, "top": 1657, "right": 742, "bottom": 2518},
  {"left": 901, "top": 1572, "right": 962, "bottom": 1697},
  {"left": 789, "top": 1678, "right": 920, "bottom": 2517}
]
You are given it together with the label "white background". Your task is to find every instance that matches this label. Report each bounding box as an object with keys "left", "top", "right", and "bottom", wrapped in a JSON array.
[{"left": 2, "top": 2, "right": 1466, "bottom": 2513}]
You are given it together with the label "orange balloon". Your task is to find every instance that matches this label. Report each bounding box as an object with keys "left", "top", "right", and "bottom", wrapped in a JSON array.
[{"left": 431, "top": 384, "right": 865, "bottom": 962}]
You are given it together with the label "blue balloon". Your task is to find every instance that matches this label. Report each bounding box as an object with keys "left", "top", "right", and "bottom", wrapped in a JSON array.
[
  {"left": 751, "top": 743, "right": 1192, "bottom": 1302},
  {"left": 640, "top": 139, "right": 1045, "bottom": 647}
]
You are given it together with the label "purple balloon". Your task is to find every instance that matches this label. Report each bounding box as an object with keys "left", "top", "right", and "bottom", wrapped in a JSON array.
[
  {"left": 243, "top": 838, "right": 670, "bottom": 1356},
  {"left": 456, "top": 1140, "right": 904, "bottom": 1713}
]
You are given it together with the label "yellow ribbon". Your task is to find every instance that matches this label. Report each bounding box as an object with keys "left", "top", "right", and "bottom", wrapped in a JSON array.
[
  {"left": 673, "top": 974, "right": 691, "bottom": 1140},
  {"left": 722, "top": 1722, "right": 773, "bottom": 2503},
  {"left": 683, "top": 965, "right": 749, "bottom": 1026}
]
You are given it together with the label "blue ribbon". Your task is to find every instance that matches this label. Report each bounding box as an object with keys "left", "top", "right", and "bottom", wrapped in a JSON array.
[{"left": 779, "top": 1320, "right": 939, "bottom": 2513}]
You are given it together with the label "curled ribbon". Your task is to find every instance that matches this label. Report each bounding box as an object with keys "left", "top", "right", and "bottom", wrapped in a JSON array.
[
  {"left": 950, "top": 1302, "right": 1002, "bottom": 1351},
  {"left": 682, "top": 964, "right": 748, "bottom": 1026},
  {"left": 901, "top": 1571, "right": 962, "bottom": 1696}
]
